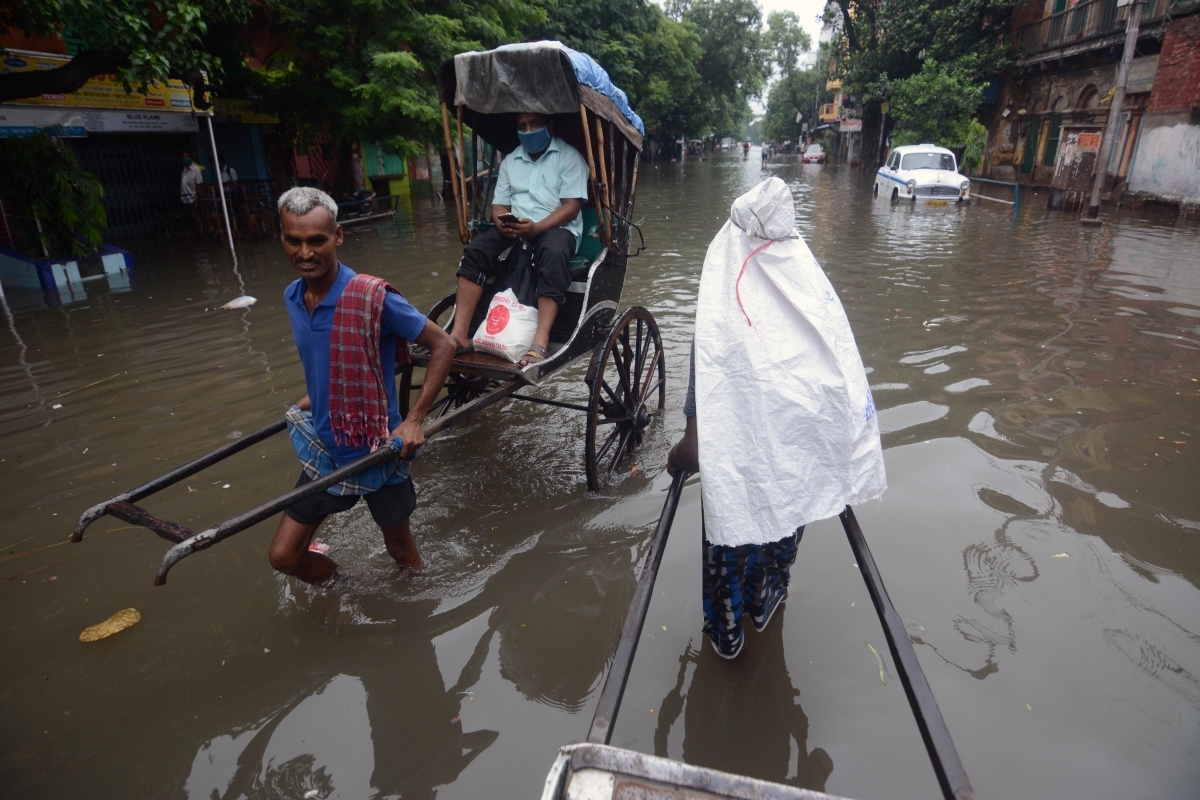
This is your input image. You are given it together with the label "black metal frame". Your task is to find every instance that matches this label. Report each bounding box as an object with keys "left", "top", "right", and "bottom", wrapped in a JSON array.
[{"left": 580, "top": 492, "right": 977, "bottom": 800}]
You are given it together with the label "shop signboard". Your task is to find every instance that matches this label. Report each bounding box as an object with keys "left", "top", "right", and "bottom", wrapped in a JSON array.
[
  {"left": 0, "top": 106, "right": 200, "bottom": 137},
  {"left": 213, "top": 98, "right": 279, "bottom": 125},
  {"left": 0, "top": 107, "right": 86, "bottom": 137},
  {"left": 1, "top": 51, "right": 197, "bottom": 112}
]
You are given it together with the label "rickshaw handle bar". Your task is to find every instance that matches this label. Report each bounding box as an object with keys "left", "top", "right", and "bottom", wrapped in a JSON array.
[
  {"left": 587, "top": 470, "right": 687, "bottom": 744},
  {"left": 153, "top": 383, "right": 516, "bottom": 585},
  {"left": 600, "top": 199, "right": 645, "bottom": 257},
  {"left": 71, "top": 419, "right": 289, "bottom": 542},
  {"left": 839, "top": 505, "right": 977, "bottom": 800}
]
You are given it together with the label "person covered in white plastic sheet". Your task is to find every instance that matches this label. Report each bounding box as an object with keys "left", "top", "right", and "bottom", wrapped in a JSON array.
[
  {"left": 668, "top": 177, "right": 886, "bottom": 659},
  {"left": 449, "top": 112, "right": 589, "bottom": 367}
]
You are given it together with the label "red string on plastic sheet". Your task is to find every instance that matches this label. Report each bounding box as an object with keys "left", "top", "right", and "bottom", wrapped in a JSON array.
[{"left": 735, "top": 240, "right": 777, "bottom": 326}]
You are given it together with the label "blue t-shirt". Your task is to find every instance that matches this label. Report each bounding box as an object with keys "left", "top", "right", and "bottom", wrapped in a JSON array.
[{"left": 284, "top": 263, "right": 427, "bottom": 465}]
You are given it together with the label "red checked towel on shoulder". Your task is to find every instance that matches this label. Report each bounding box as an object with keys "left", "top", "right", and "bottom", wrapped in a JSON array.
[{"left": 328, "top": 274, "right": 411, "bottom": 451}]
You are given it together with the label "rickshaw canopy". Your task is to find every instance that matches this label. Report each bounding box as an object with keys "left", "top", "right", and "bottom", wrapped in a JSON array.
[{"left": 437, "top": 42, "right": 644, "bottom": 152}]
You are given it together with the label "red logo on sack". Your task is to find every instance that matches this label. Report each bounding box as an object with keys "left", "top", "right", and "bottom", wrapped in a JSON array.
[{"left": 485, "top": 305, "right": 510, "bottom": 335}]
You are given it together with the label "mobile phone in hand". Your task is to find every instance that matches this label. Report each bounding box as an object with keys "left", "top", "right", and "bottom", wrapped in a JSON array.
[{"left": 498, "top": 213, "right": 521, "bottom": 225}]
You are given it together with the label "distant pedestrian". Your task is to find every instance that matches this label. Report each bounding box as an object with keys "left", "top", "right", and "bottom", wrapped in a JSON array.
[
  {"left": 180, "top": 152, "right": 203, "bottom": 206},
  {"left": 219, "top": 162, "right": 238, "bottom": 184},
  {"left": 668, "top": 178, "right": 886, "bottom": 658}
]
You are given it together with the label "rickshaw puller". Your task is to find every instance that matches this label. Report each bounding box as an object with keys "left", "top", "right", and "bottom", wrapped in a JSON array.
[
  {"left": 270, "top": 188, "right": 456, "bottom": 584},
  {"left": 450, "top": 112, "right": 589, "bottom": 367}
]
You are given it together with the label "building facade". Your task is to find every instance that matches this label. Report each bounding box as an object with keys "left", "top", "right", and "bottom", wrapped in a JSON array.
[{"left": 984, "top": 0, "right": 1200, "bottom": 213}]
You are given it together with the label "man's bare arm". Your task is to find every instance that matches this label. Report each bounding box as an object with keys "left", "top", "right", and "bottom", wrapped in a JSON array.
[
  {"left": 667, "top": 416, "right": 698, "bottom": 477},
  {"left": 391, "top": 319, "right": 456, "bottom": 459}
]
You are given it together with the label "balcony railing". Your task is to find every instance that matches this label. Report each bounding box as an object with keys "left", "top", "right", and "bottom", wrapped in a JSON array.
[
  {"left": 1017, "top": 0, "right": 1173, "bottom": 58},
  {"left": 819, "top": 103, "right": 839, "bottom": 122}
]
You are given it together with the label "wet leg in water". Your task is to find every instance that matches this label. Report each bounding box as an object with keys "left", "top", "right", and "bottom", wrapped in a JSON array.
[{"left": 268, "top": 515, "right": 425, "bottom": 582}]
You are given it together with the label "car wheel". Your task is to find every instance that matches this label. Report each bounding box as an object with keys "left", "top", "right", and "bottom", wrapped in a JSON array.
[
  {"left": 890, "top": 188, "right": 898, "bottom": 205},
  {"left": 873, "top": 183, "right": 878, "bottom": 197}
]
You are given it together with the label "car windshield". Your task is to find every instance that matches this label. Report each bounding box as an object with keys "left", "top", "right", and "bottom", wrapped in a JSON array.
[
  {"left": 901, "top": 152, "right": 956, "bottom": 171},
  {"left": 805, "top": 145, "right": 822, "bottom": 153}
]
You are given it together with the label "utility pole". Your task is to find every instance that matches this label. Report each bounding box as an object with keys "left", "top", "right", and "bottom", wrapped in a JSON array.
[{"left": 1084, "top": 0, "right": 1143, "bottom": 223}]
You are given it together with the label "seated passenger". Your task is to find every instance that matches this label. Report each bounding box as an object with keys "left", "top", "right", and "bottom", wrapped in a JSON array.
[{"left": 450, "top": 112, "right": 589, "bottom": 366}]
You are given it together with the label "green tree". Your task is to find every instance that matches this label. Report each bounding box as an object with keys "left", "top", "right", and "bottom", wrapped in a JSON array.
[
  {"left": 0, "top": 132, "right": 107, "bottom": 259},
  {"left": 535, "top": 0, "right": 705, "bottom": 141},
  {"left": 0, "top": 0, "right": 253, "bottom": 103},
  {"left": 765, "top": 10, "right": 812, "bottom": 78},
  {"left": 887, "top": 57, "right": 988, "bottom": 146},
  {"left": 824, "top": 0, "right": 1014, "bottom": 170},
  {"left": 254, "top": 0, "right": 540, "bottom": 156},
  {"left": 668, "top": 0, "right": 769, "bottom": 137},
  {"left": 763, "top": 68, "right": 829, "bottom": 143}
]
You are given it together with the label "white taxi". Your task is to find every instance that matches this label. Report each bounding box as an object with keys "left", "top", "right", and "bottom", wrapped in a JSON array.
[{"left": 874, "top": 144, "right": 970, "bottom": 205}]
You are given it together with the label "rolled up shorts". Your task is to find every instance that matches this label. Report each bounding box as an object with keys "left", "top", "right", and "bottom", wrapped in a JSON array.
[{"left": 284, "top": 471, "right": 417, "bottom": 528}]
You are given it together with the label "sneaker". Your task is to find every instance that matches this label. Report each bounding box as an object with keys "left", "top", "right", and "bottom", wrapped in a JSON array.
[
  {"left": 752, "top": 589, "right": 787, "bottom": 633},
  {"left": 707, "top": 630, "right": 745, "bottom": 660}
]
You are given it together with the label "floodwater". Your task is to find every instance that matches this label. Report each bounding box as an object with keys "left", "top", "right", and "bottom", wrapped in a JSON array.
[{"left": 1, "top": 154, "right": 1198, "bottom": 800}]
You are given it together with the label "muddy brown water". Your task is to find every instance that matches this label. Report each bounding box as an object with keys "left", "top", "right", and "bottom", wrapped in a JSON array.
[{"left": 1, "top": 156, "right": 1198, "bottom": 800}]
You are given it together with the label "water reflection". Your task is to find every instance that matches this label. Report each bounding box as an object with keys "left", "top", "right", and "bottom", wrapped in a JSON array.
[
  {"left": 1, "top": 157, "right": 1198, "bottom": 800},
  {"left": 185, "top": 626, "right": 497, "bottom": 800},
  {"left": 653, "top": 618, "right": 834, "bottom": 792}
]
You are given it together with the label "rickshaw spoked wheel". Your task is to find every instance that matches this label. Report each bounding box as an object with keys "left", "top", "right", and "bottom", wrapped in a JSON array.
[
  {"left": 584, "top": 306, "right": 666, "bottom": 494},
  {"left": 398, "top": 364, "right": 492, "bottom": 420}
]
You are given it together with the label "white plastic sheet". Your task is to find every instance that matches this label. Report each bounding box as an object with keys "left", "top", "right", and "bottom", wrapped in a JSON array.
[{"left": 695, "top": 178, "right": 886, "bottom": 547}]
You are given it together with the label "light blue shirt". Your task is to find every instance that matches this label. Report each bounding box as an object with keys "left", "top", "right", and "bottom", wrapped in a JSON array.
[{"left": 493, "top": 136, "right": 590, "bottom": 246}]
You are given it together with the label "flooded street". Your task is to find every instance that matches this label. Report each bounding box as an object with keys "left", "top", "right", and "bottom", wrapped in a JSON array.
[{"left": 2, "top": 154, "right": 1198, "bottom": 800}]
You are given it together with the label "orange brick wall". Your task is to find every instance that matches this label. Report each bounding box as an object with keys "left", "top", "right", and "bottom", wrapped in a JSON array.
[{"left": 1150, "top": 13, "right": 1200, "bottom": 113}]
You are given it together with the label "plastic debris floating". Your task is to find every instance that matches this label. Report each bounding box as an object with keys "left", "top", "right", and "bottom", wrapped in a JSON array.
[{"left": 79, "top": 608, "right": 141, "bottom": 642}]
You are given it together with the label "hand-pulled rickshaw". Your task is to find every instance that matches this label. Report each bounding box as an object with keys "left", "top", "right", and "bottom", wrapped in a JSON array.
[{"left": 70, "top": 42, "right": 664, "bottom": 584}]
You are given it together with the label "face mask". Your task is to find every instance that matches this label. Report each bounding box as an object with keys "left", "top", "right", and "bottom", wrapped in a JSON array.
[
  {"left": 517, "top": 126, "right": 551, "bottom": 154},
  {"left": 183, "top": 158, "right": 192, "bottom": 166}
]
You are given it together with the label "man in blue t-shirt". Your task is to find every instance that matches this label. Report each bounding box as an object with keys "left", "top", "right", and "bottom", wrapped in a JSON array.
[
  {"left": 271, "top": 187, "right": 456, "bottom": 583},
  {"left": 450, "top": 112, "right": 590, "bottom": 367}
]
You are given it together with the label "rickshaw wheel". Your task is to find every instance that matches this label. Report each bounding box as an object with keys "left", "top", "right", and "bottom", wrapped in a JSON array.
[
  {"left": 398, "top": 364, "right": 492, "bottom": 420},
  {"left": 584, "top": 306, "right": 666, "bottom": 493}
]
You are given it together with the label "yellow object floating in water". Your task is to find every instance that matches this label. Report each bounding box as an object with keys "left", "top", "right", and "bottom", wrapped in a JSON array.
[{"left": 79, "top": 608, "right": 140, "bottom": 642}]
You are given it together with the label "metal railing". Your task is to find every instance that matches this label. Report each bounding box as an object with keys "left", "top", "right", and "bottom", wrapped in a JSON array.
[{"left": 1017, "top": 0, "right": 1173, "bottom": 57}]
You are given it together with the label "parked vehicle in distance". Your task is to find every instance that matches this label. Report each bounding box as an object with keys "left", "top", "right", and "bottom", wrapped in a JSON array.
[
  {"left": 874, "top": 144, "right": 970, "bottom": 205},
  {"left": 802, "top": 143, "right": 827, "bottom": 164}
]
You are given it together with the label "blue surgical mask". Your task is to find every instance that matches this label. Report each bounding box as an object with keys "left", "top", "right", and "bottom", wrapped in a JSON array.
[{"left": 517, "top": 126, "right": 551, "bottom": 154}]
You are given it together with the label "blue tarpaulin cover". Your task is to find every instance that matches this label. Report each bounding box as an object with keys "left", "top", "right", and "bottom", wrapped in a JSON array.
[
  {"left": 450, "top": 41, "right": 643, "bottom": 140},
  {"left": 558, "top": 45, "right": 644, "bottom": 136}
]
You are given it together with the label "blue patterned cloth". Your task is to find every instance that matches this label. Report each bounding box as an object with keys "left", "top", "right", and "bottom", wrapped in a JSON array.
[
  {"left": 285, "top": 405, "right": 408, "bottom": 496},
  {"left": 703, "top": 526, "right": 802, "bottom": 658}
]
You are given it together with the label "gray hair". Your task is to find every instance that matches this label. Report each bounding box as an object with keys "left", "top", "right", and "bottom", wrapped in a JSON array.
[{"left": 277, "top": 187, "right": 338, "bottom": 225}]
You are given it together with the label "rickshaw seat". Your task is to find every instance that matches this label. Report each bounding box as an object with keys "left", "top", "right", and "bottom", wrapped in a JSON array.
[{"left": 567, "top": 207, "right": 604, "bottom": 281}]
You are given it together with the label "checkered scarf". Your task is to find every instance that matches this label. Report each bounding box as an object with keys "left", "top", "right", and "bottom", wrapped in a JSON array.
[{"left": 328, "top": 273, "right": 411, "bottom": 451}]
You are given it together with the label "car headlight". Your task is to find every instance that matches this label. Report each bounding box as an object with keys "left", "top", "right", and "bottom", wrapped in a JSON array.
[
  {"left": 960, "top": 180, "right": 970, "bottom": 191},
  {"left": 906, "top": 180, "right": 916, "bottom": 190}
]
